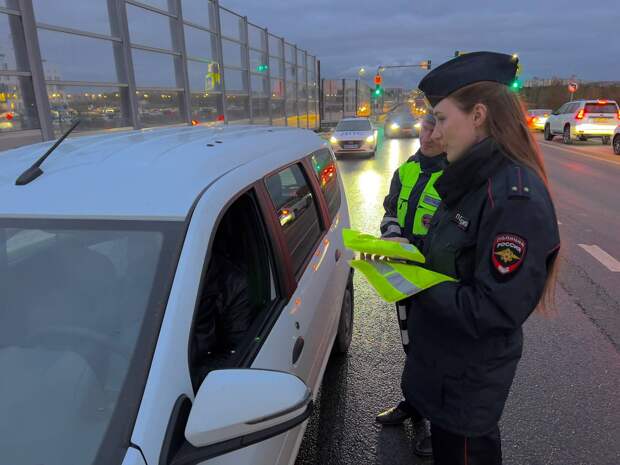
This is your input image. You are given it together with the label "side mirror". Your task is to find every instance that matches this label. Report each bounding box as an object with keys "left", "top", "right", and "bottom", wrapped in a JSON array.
[{"left": 170, "top": 369, "right": 312, "bottom": 465}]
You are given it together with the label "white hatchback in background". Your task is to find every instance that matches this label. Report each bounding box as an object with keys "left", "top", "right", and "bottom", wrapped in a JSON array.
[
  {"left": 544, "top": 99, "right": 620, "bottom": 145},
  {"left": 0, "top": 125, "right": 354, "bottom": 465},
  {"left": 330, "top": 117, "right": 377, "bottom": 157}
]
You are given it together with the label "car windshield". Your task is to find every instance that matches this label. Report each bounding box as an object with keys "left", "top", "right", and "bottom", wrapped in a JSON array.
[
  {"left": 0, "top": 218, "right": 183, "bottom": 465},
  {"left": 585, "top": 103, "right": 618, "bottom": 114},
  {"left": 336, "top": 120, "right": 372, "bottom": 131}
]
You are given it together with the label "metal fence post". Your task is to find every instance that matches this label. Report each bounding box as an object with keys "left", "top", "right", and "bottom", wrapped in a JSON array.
[
  {"left": 264, "top": 27, "right": 272, "bottom": 125},
  {"left": 281, "top": 37, "right": 287, "bottom": 126},
  {"left": 355, "top": 79, "right": 358, "bottom": 117},
  {"left": 110, "top": 0, "right": 140, "bottom": 129},
  {"left": 293, "top": 44, "right": 299, "bottom": 128},
  {"left": 243, "top": 16, "right": 252, "bottom": 123},
  {"left": 341, "top": 78, "right": 345, "bottom": 120},
  {"left": 171, "top": 0, "right": 191, "bottom": 124},
  {"left": 18, "top": 0, "right": 53, "bottom": 140},
  {"left": 212, "top": 0, "right": 227, "bottom": 123},
  {"left": 304, "top": 50, "right": 308, "bottom": 129}
]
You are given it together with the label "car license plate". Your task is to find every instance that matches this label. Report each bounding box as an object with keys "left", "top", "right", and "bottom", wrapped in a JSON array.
[
  {"left": 594, "top": 118, "right": 610, "bottom": 124},
  {"left": 344, "top": 144, "right": 357, "bottom": 149}
]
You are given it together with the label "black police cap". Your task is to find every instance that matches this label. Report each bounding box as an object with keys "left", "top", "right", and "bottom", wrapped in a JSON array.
[{"left": 419, "top": 51, "right": 519, "bottom": 107}]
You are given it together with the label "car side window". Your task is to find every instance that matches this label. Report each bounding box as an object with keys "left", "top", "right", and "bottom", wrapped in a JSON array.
[
  {"left": 309, "top": 148, "right": 342, "bottom": 223},
  {"left": 556, "top": 104, "right": 567, "bottom": 114},
  {"left": 189, "top": 191, "right": 279, "bottom": 391},
  {"left": 265, "top": 163, "right": 322, "bottom": 276}
]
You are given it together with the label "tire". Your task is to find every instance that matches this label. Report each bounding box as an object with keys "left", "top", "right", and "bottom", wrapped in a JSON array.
[
  {"left": 613, "top": 135, "right": 620, "bottom": 155},
  {"left": 544, "top": 124, "right": 553, "bottom": 141},
  {"left": 602, "top": 136, "right": 611, "bottom": 145},
  {"left": 368, "top": 150, "right": 376, "bottom": 157},
  {"left": 579, "top": 136, "right": 587, "bottom": 142},
  {"left": 563, "top": 125, "right": 572, "bottom": 145},
  {"left": 332, "top": 274, "right": 354, "bottom": 355}
]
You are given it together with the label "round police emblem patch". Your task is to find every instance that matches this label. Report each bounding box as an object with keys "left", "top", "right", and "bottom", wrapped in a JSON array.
[{"left": 491, "top": 233, "right": 527, "bottom": 275}]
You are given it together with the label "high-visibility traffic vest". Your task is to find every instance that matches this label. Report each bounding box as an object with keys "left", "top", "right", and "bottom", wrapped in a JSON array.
[
  {"left": 397, "top": 161, "right": 443, "bottom": 236},
  {"left": 343, "top": 228, "right": 425, "bottom": 263},
  {"left": 350, "top": 258, "right": 456, "bottom": 303},
  {"left": 343, "top": 229, "right": 456, "bottom": 303}
]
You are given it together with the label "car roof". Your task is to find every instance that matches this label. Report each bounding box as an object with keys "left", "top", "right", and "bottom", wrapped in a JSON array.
[
  {"left": 339, "top": 117, "right": 369, "bottom": 122},
  {"left": 569, "top": 100, "right": 618, "bottom": 104},
  {"left": 0, "top": 125, "right": 323, "bottom": 221}
]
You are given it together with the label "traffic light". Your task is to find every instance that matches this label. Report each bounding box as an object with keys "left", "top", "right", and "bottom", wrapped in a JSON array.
[
  {"left": 372, "top": 84, "right": 383, "bottom": 99},
  {"left": 255, "top": 64, "right": 269, "bottom": 73},
  {"left": 420, "top": 60, "right": 431, "bottom": 70},
  {"left": 510, "top": 79, "right": 523, "bottom": 91}
]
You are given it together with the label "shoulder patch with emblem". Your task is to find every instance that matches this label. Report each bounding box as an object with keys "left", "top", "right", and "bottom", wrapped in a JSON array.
[{"left": 492, "top": 233, "right": 527, "bottom": 275}]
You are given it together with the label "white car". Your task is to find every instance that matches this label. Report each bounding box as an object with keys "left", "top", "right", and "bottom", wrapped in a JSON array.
[
  {"left": 613, "top": 125, "right": 620, "bottom": 155},
  {"left": 0, "top": 125, "right": 354, "bottom": 465},
  {"left": 329, "top": 117, "right": 377, "bottom": 157},
  {"left": 544, "top": 99, "right": 620, "bottom": 145}
]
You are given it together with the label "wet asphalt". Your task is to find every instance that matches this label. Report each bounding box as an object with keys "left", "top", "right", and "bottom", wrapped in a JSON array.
[{"left": 295, "top": 130, "right": 620, "bottom": 465}]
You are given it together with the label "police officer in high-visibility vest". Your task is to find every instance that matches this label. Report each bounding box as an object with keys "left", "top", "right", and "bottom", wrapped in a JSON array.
[{"left": 375, "top": 112, "right": 446, "bottom": 457}]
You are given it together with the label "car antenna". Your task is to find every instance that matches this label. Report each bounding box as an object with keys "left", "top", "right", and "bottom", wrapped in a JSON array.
[{"left": 15, "top": 119, "right": 80, "bottom": 186}]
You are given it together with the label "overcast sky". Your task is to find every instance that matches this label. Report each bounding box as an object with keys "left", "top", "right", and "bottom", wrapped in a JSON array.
[
  {"left": 8, "top": 0, "right": 619, "bottom": 91},
  {"left": 221, "top": 0, "right": 620, "bottom": 88}
]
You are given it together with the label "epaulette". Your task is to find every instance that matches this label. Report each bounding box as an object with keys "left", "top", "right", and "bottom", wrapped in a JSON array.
[{"left": 506, "top": 165, "right": 531, "bottom": 199}]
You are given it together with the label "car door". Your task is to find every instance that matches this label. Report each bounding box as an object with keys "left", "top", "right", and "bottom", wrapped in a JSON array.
[
  {"left": 258, "top": 162, "right": 329, "bottom": 388},
  {"left": 551, "top": 104, "right": 567, "bottom": 133},
  {"left": 306, "top": 148, "right": 352, "bottom": 361}
]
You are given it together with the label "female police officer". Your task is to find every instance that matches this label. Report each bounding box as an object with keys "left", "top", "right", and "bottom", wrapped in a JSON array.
[{"left": 401, "top": 52, "right": 561, "bottom": 464}]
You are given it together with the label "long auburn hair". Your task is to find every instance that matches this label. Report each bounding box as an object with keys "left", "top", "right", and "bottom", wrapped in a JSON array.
[{"left": 449, "top": 81, "right": 559, "bottom": 314}]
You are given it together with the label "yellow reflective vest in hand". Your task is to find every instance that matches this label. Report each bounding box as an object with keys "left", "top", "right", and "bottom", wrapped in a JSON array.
[
  {"left": 343, "top": 229, "right": 456, "bottom": 303},
  {"left": 342, "top": 228, "right": 426, "bottom": 263}
]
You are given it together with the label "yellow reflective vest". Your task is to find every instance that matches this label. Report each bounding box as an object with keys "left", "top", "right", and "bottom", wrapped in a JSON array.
[{"left": 343, "top": 229, "right": 456, "bottom": 303}]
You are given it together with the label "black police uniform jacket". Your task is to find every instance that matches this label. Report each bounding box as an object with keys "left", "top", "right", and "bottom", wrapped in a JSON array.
[{"left": 401, "top": 137, "right": 561, "bottom": 436}]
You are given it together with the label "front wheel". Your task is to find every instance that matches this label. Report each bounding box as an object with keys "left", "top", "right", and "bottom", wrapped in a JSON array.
[
  {"left": 333, "top": 275, "right": 354, "bottom": 355},
  {"left": 544, "top": 124, "right": 553, "bottom": 141},
  {"left": 602, "top": 136, "right": 611, "bottom": 145},
  {"left": 613, "top": 135, "right": 620, "bottom": 155},
  {"left": 563, "top": 125, "right": 572, "bottom": 145}
]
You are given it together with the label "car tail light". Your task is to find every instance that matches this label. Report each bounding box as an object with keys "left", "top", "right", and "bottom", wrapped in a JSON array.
[
  {"left": 617, "top": 109, "right": 620, "bottom": 119},
  {"left": 575, "top": 108, "right": 585, "bottom": 120},
  {"left": 597, "top": 99, "right": 608, "bottom": 104}
]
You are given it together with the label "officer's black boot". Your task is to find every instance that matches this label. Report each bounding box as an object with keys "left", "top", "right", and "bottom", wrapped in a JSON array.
[
  {"left": 376, "top": 401, "right": 412, "bottom": 425},
  {"left": 413, "top": 420, "right": 433, "bottom": 457}
]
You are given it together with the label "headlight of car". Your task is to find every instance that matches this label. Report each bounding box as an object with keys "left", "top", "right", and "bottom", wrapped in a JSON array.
[
  {"left": 330, "top": 136, "right": 338, "bottom": 144},
  {"left": 390, "top": 122, "right": 400, "bottom": 130},
  {"left": 366, "top": 135, "right": 375, "bottom": 143}
]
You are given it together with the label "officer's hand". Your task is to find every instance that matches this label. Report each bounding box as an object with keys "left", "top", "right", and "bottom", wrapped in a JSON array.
[{"left": 383, "top": 236, "right": 410, "bottom": 244}]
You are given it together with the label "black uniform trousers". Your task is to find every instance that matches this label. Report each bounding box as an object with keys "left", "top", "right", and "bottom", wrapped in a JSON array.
[{"left": 430, "top": 423, "right": 502, "bottom": 465}]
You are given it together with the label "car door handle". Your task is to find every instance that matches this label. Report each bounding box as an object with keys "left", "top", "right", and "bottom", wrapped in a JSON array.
[
  {"left": 292, "top": 337, "right": 305, "bottom": 365},
  {"left": 335, "top": 248, "right": 341, "bottom": 262}
]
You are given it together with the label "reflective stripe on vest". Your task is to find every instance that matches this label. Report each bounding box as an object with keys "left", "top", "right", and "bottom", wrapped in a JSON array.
[
  {"left": 342, "top": 228, "right": 425, "bottom": 264},
  {"left": 397, "top": 161, "right": 443, "bottom": 236},
  {"left": 349, "top": 258, "right": 457, "bottom": 303}
]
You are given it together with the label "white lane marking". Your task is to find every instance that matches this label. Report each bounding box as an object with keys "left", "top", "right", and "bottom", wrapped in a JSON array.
[
  {"left": 578, "top": 244, "right": 620, "bottom": 272},
  {"left": 539, "top": 141, "right": 620, "bottom": 167}
]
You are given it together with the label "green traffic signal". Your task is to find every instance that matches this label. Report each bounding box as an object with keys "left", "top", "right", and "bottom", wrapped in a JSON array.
[
  {"left": 256, "top": 64, "right": 269, "bottom": 72},
  {"left": 510, "top": 79, "right": 523, "bottom": 91}
]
